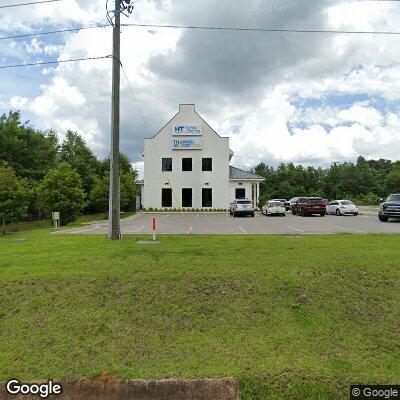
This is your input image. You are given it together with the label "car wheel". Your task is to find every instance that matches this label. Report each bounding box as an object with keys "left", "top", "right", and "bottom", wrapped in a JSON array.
[
  {"left": 336, "top": 209, "right": 341, "bottom": 216},
  {"left": 353, "top": 213, "right": 358, "bottom": 216},
  {"left": 320, "top": 212, "right": 325, "bottom": 217},
  {"left": 292, "top": 209, "right": 296, "bottom": 215},
  {"left": 229, "top": 210, "right": 232, "bottom": 215},
  {"left": 379, "top": 215, "right": 389, "bottom": 222},
  {"left": 282, "top": 213, "right": 286, "bottom": 217},
  {"left": 301, "top": 208, "right": 307, "bottom": 217},
  {"left": 233, "top": 211, "right": 236, "bottom": 218},
  {"left": 251, "top": 213, "right": 255, "bottom": 218}
]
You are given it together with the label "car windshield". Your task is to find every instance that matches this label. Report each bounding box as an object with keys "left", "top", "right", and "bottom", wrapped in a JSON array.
[
  {"left": 341, "top": 201, "right": 354, "bottom": 205},
  {"left": 386, "top": 194, "right": 400, "bottom": 202},
  {"left": 270, "top": 201, "right": 282, "bottom": 206},
  {"left": 238, "top": 200, "right": 252, "bottom": 204},
  {"left": 309, "top": 198, "right": 323, "bottom": 203}
]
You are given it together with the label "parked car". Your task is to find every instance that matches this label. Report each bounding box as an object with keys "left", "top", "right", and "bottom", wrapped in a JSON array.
[
  {"left": 326, "top": 200, "right": 359, "bottom": 216},
  {"left": 378, "top": 194, "right": 400, "bottom": 222},
  {"left": 287, "top": 197, "right": 300, "bottom": 211},
  {"left": 262, "top": 200, "right": 286, "bottom": 216},
  {"left": 292, "top": 197, "right": 327, "bottom": 216},
  {"left": 230, "top": 199, "right": 255, "bottom": 217}
]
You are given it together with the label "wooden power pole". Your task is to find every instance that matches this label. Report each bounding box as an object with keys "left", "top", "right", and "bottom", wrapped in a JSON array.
[{"left": 108, "top": 0, "right": 121, "bottom": 240}]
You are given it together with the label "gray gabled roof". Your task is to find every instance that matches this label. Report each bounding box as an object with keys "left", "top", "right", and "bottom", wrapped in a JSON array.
[{"left": 229, "top": 166, "right": 264, "bottom": 181}]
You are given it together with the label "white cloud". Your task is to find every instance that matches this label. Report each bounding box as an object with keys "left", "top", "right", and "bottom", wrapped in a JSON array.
[{"left": 3, "top": 0, "right": 400, "bottom": 167}]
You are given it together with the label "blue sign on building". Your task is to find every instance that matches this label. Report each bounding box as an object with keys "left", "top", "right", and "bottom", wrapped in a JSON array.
[{"left": 173, "top": 125, "right": 203, "bottom": 136}]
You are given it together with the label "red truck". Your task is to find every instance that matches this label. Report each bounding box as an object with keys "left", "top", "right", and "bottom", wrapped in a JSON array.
[{"left": 292, "top": 197, "right": 327, "bottom": 217}]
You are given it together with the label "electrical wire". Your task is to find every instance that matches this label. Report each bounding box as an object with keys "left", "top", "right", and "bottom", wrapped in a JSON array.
[
  {"left": 0, "top": 55, "right": 111, "bottom": 69},
  {"left": 2, "top": 21, "right": 400, "bottom": 43},
  {"left": 0, "top": 0, "right": 62, "bottom": 9},
  {"left": 0, "top": 24, "right": 109, "bottom": 41},
  {"left": 122, "top": 23, "right": 400, "bottom": 36}
]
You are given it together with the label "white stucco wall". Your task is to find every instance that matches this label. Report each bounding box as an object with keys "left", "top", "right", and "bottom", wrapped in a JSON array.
[{"left": 143, "top": 104, "right": 231, "bottom": 210}]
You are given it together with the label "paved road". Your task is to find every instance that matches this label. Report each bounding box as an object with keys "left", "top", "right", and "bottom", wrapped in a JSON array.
[{"left": 61, "top": 211, "right": 400, "bottom": 235}]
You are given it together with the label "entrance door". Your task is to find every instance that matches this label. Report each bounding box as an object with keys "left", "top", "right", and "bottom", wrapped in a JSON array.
[
  {"left": 162, "top": 188, "right": 172, "bottom": 207},
  {"left": 182, "top": 188, "right": 192, "bottom": 208},
  {"left": 235, "top": 188, "right": 246, "bottom": 199}
]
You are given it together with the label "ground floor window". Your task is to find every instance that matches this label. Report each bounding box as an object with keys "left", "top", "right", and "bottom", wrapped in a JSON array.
[
  {"left": 162, "top": 188, "right": 172, "bottom": 207},
  {"left": 202, "top": 188, "right": 212, "bottom": 207},
  {"left": 182, "top": 188, "right": 192, "bottom": 207},
  {"left": 235, "top": 188, "right": 246, "bottom": 199}
]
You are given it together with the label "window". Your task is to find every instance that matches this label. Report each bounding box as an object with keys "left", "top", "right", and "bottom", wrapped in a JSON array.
[
  {"left": 162, "top": 188, "right": 172, "bottom": 207},
  {"left": 182, "top": 188, "right": 192, "bottom": 207},
  {"left": 162, "top": 158, "right": 172, "bottom": 171},
  {"left": 202, "top": 158, "right": 212, "bottom": 171},
  {"left": 202, "top": 188, "right": 212, "bottom": 208},
  {"left": 182, "top": 158, "right": 192, "bottom": 171},
  {"left": 235, "top": 188, "right": 246, "bottom": 199}
]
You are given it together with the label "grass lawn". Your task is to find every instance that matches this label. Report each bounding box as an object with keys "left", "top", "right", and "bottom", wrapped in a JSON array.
[{"left": 0, "top": 227, "right": 399, "bottom": 399}]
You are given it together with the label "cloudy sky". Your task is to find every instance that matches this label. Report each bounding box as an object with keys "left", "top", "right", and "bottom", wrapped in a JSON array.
[{"left": 1, "top": 0, "right": 400, "bottom": 175}]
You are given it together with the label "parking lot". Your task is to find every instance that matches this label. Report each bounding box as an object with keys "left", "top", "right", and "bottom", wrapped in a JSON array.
[{"left": 62, "top": 210, "right": 400, "bottom": 235}]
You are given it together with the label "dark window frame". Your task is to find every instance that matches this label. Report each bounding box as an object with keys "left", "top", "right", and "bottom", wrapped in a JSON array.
[
  {"left": 162, "top": 188, "right": 172, "bottom": 208},
  {"left": 162, "top": 158, "right": 172, "bottom": 172},
  {"left": 182, "top": 188, "right": 192, "bottom": 208},
  {"left": 235, "top": 188, "right": 246, "bottom": 199},
  {"left": 182, "top": 158, "right": 192, "bottom": 172},
  {"left": 202, "top": 188, "right": 212, "bottom": 208},
  {"left": 202, "top": 158, "right": 212, "bottom": 171}
]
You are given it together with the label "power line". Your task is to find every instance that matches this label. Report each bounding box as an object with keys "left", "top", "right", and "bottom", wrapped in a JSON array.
[
  {"left": 123, "top": 23, "right": 400, "bottom": 36},
  {"left": 2, "top": 22, "right": 400, "bottom": 43},
  {"left": 0, "top": 24, "right": 109, "bottom": 41},
  {"left": 0, "top": 55, "right": 111, "bottom": 69},
  {"left": 119, "top": 58, "right": 152, "bottom": 137},
  {"left": 0, "top": 0, "right": 62, "bottom": 9}
]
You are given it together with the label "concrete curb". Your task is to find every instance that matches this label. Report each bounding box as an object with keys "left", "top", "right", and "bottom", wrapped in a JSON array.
[{"left": 1, "top": 378, "right": 240, "bottom": 400}]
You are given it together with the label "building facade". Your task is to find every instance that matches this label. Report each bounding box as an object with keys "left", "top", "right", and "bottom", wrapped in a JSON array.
[{"left": 139, "top": 104, "right": 263, "bottom": 210}]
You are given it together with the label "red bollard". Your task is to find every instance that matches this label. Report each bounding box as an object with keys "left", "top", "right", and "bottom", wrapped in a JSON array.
[{"left": 152, "top": 217, "right": 156, "bottom": 241}]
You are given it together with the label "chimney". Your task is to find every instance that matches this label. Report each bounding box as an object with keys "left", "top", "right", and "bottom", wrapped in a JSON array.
[{"left": 179, "top": 104, "right": 195, "bottom": 113}]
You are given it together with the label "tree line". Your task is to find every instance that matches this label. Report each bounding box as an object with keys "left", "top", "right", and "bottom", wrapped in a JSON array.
[
  {"left": 253, "top": 157, "right": 400, "bottom": 206},
  {"left": 0, "top": 111, "right": 138, "bottom": 228}
]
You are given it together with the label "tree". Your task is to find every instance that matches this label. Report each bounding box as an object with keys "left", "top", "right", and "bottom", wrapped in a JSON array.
[
  {"left": 89, "top": 172, "right": 138, "bottom": 213},
  {"left": 37, "top": 162, "right": 86, "bottom": 225},
  {"left": 59, "top": 130, "right": 100, "bottom": 196},
  {"left": 0, "top": 112, "right": 58, "bottom": 182},
  {"left": 0, "top": 163, "right": 31, "bottom": 231},
  {"left": 90, "top": 153, "right": 139, "bottom": 213}
]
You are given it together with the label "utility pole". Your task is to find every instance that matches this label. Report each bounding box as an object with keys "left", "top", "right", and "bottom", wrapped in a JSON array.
[
  {"left": 108, "top": 0, "right": 121, "bottom": 240},
  {"left": 107, "top": 0, "right": 134, "bottom": 240}
]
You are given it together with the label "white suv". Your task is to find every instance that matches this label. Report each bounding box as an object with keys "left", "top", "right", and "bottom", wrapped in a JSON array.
[{"left": 229, "top": 199, "right": 255, "bottom": 217}]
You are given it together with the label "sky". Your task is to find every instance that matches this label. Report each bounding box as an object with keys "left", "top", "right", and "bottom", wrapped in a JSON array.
[{"left": 1, "top": 0, "right": 400, "bottom": 177}]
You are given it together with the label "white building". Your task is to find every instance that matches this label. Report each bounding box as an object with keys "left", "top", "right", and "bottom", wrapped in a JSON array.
[{"left": 139, "top": 104, "right": 263, "bottom": 210}]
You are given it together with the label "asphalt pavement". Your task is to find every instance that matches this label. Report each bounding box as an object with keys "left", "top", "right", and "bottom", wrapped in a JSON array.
[{"left": 60, "top": 210, "right": 400, "bottom": 235}]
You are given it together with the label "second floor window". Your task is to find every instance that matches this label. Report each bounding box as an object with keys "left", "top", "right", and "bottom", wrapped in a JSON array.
[
  {"left": 202, "top": 158, "right": 212, "bottom": 171},
  {"left": 182, "top": 158, "right": 192, "bottom": 171},
  {"left": 162, "top": 158, "right": 172, "bottom": 171}
]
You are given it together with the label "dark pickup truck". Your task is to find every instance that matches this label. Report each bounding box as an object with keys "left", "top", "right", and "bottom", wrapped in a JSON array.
[{"left": 379, "top": 194, "right": 400, "bottom": 222}]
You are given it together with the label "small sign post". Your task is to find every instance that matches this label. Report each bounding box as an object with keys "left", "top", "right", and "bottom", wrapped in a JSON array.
[
  {"left": 152, "top": 217, "right": 156, "bottom": 241},
  {"left": 52, "top": 211, "right": 60, "bottom": 229}
]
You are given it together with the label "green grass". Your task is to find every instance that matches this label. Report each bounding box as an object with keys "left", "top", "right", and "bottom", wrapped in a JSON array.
[{"left": 0, "top": 228, "right": 399, "bottom": 399}]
